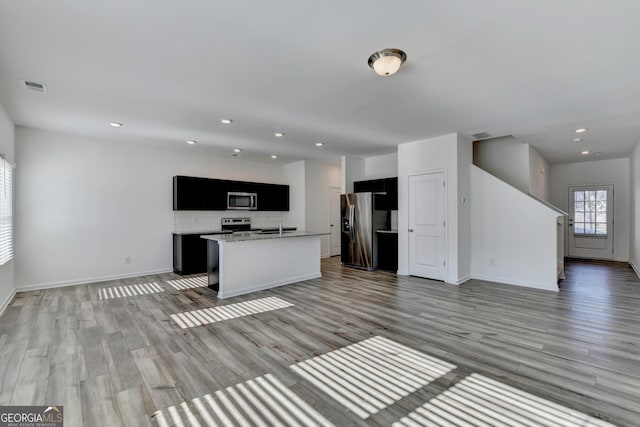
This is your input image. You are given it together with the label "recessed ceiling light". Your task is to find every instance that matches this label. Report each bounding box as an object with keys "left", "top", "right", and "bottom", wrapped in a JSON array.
[
  {"left": 315, "top": 142, "right": 325, "bottom": 147},
  {"left": 581, "top": 150, "right": 590, "bottom": 155},
  {"left": 221, "top": 119, "right": 233, "bottom": 124},
  {"left": 186, "top": 140, "right": 197, "bottom": 145},
  {"left": 110, "top": 122, "right": 123, "bottom": 127},
  {"left": 271, "top": 155, "right": 278, "bottom": 159},
  {"left": 594, "top": 151, "right": 602, "bottom": 156},
  {"left": 574, "top": 128, "right": 587, "bottom": 133},
  {"left": 573, "top": 138, "right": 583, "bottom": 142},
  {"left": 274, "top": 132, "right": 285, "bottom": 138},
  {"left": 233, "top": 148, "right": 242, "bottom": 153}
]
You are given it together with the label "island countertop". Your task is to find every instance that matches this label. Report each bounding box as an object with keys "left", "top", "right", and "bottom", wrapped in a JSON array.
[{"left": 201, "top": 231, "right": 328, "bottom": 243}]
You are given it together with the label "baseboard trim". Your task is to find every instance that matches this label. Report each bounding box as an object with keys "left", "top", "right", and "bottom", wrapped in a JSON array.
[
  {"left": 471, "top": 273, "right": 558, "bottom": 292},
  {"left": 218, "top": 272, "right": 322, "bottom": 299},
  {"left": 16, "top": 268, "right": 174, "bottom": 293},
  {"left": 452, "top": 274, "right": 471, "bottom": 285},
  {"left": 630, "top": 261, "right": 640, "bottom": 279},
  {"left": 0, "top": 288, "right": 16, "bottom": 317}
]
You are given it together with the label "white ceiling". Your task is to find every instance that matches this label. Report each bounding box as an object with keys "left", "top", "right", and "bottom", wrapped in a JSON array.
[{"left": 1, "top": 0, "right": 639, "bottom": 165}]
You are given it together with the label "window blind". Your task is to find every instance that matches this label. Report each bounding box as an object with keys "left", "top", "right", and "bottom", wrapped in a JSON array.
[{"left": 0, "top": 156, "right": 13, "bottom": 266}]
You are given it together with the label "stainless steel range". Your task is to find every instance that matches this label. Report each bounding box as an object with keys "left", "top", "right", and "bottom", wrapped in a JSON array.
[{"left": 221, "top": 217, "right": 254, "bottom": 232}]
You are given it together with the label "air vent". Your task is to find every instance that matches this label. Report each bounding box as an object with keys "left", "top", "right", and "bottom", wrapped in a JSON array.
[
  {"left": 22, "top": 80, "right": 47, "bottom": 93},
  {"left": 471, "top": 131, "right": 491, "bottom": 140}
]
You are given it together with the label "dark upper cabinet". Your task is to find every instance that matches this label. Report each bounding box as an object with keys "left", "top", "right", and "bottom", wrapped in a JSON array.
[
  {"left": 173, "top": 176, "right": 207, "bottom": 210},
  {"left": 256, "top": 183, "right": 289, "bottom": 211},
  {"left": 173, "top": 176, "right": 228, "bottom": 210},
  {"left": 227, "top": 180, "right": 260, "bottom": 194},
  {"left": 173, "top": 176, "right": 289, "bottom": 211},
  {"left": 353, "top": 177, "right": 398, "bottom": 210}
]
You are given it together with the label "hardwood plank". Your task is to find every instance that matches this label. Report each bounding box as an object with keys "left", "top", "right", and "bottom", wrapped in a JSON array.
[{"left": 0, "top": 257, "right": 638, "bottom": 426}]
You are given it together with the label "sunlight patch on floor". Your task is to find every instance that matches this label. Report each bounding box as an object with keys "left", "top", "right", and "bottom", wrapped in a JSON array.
[
  {"left": 98, "top": 282, "right": 163, "bottom": 300},
  {"left": 392, "top": 373, "right": 615, "bottom": 427},
  {"left": 153, "top": 373, "right": 335, "bottom": 427},
  {"left": 170, "top": 296, "right": 294, "bottom": 328},
  {"left": 167, "top": 275, "right": 208, "bottom": 290},
  {"left": 290, "top": 336, "right": 456, "bottom": 419}
]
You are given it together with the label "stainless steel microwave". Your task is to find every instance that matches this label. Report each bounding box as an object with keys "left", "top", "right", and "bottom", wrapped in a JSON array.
[{"left": 227, "top": 192, "right": 257, "bottom": 210}]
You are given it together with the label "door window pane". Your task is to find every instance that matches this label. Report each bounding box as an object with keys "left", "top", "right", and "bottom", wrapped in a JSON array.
[{"left": 573, "top": 189, "right": 607, "bottom": 236}]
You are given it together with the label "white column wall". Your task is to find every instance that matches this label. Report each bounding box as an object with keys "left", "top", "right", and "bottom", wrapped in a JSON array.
[{"left": 398, "top": 133, "right": 471, "bottom": 284}]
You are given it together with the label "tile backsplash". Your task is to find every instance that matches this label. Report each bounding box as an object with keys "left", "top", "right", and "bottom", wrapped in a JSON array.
[{"left": 173, "top": 211, "right": 287, "bottom": 232}]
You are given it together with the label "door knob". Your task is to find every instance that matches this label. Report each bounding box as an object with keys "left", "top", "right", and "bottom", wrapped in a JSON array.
[{"left": 408, "top": 228, "right": 414, "bottom": 232}]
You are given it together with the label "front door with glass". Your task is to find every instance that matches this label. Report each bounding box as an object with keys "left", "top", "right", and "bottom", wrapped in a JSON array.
[{"left": 568, "top": 185, "right": 614, "bottom": 260}]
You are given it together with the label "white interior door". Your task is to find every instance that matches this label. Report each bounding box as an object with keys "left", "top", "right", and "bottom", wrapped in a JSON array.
[
  {"left": 409, "top": 173, "right": 446, "bottom": 280},
  {"left": 568, "top": 185, "right": 614, "bottom": 260},
  {"left": 329, "top": 187, "right": 341, "bottom": 256}
]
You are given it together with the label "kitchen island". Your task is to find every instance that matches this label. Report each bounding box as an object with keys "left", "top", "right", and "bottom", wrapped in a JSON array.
[{"left": 201, "top": 231, "right": 327, "bottom": 299}]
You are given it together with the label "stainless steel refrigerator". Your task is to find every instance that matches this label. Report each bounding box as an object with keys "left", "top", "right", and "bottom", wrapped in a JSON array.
[{"left": 341, "top": 193, "right": 387, "bottom": 270}]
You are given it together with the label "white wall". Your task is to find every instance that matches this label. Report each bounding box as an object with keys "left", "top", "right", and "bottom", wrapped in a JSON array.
[
  {"left": 0, "top": 104, "right": 15, "bottom": 312},
  {"left": 398, "top": 133, "right": 471, "bottom": 284},
  {"left": 15, "top": 127, "right": 286, "bottom": 290},
  {"left": 304, "top": 161, "right": 341, "bottom": 257},
  {"left": 550, "top": 158, "right": 630, "bottom": 262},
  {"left": 341, "top": 155, "right": 363, "bottom": 193},
  {"left": 473, "top": 136, "right": 530, "bottom": 193},
  {"left": 363, "top": 152, "right": 398, "bottom": 180},
  {"left": 528, "top": 145, "right": 550, "bottom": 202},
  {"left": 471, "top": 166, "right": 559, "bottom": 291},
  {"left": 457, "top": 135, "right": 472, "bottom": 281},
  {"left": 630, "top": 142, "right": 640, "bottom": 275},
  {"left": 283, "top": 161, "right": 306, "bottom": 232}
]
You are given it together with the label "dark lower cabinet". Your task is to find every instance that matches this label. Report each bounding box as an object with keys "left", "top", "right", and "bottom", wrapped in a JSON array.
[
  {"left": 173, "top": 233, "right": 208, "bottom": 275},
  {"left": 376, "top": 231, "right": 398, "bottom": 272}
]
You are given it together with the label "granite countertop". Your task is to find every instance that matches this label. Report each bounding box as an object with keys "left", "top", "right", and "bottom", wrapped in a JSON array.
[
  {"left": 172, "top": 230, "right": 232, "bottom": 235},
  {"left": 376, "top": 229, "right": 399, "bottom": 234},
  {"left": 201, "top": 231, "right": 328, "bottom": 243}
]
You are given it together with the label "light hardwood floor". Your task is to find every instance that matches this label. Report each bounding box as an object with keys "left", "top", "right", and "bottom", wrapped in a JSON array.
[{"left": 0, "top": 258, "right": 638, "bottom": 426}]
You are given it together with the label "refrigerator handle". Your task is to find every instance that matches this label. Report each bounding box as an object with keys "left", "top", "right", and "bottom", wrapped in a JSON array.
[{"left": 349, "top": 204, "right": 355, "bottom": 241}]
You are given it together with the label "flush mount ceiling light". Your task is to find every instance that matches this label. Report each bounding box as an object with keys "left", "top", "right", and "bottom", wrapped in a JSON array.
[
  {"left": 109, "top": 122, "right": 123, "bottom": 127},
  {"left": 221, "top": 119, "right": 233, "bottom": 124},
  {"left": 368, "top": 48, "right": 407, "bottom": 76},
  {"left": 274, "top": 132, "right": 285, "bottom": 138},
  {"left": 186, "top": 140, "right": 197, "bottom": 145},
  {"left": 574, "top": 128, "right": 588, "bottom": 133}
]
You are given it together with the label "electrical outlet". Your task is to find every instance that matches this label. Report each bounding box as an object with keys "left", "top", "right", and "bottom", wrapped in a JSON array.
[{"left": 125, "top": 256, "right": 131, "bottom": 264}]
